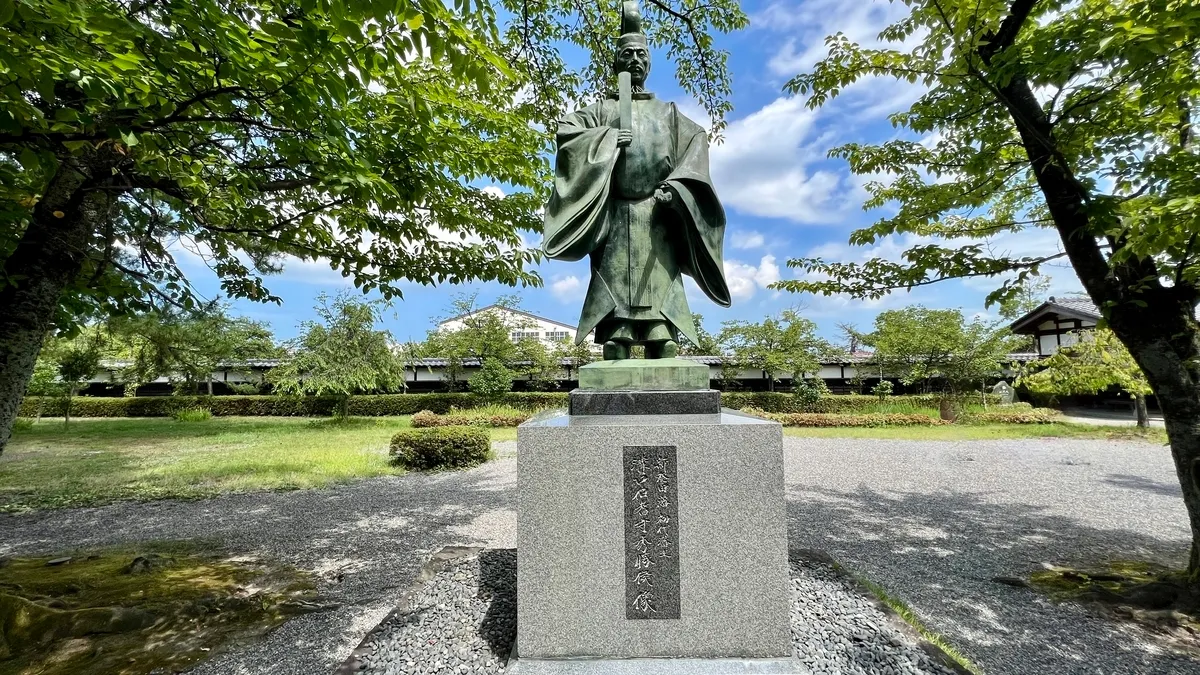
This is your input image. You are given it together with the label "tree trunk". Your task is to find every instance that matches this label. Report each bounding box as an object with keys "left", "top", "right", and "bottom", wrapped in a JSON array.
[
  {"left": 0, "top": 157, "right": 113, "bottom": 454},
  {"left": 64, "top": 385, "right": 76, "bottom": 428},
  {"left": 1115, "top": 316, "right": 1200, "bottom": 581},
  {"left": 207, "top": 376, "right": 213, "bottom": 397},
  {"left": 1134, "top": 394, "right": 1150, "bottom": 429}
]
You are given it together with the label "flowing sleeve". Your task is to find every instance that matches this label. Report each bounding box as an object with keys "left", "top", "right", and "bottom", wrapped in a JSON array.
[
  {"left": 663, "top": 107, "right": 732, "bottom": 307},
  {"left": 541, "top": 105, "right": 620, "bottom": 261}
]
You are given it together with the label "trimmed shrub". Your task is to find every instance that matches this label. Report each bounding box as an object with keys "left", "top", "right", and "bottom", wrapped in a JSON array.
[
  {"left": 871, "top": 380, "right": 894, "bottom": 400},
  {"left": 172, "top": 407, "right": 212, "bottom": 422},
  {"left": 742, "top": 409, "right": 950, "bottom": 427},
  {"left": 960, "top": 408, "right": 1062, "bottom": 425},
  {"left": 409, "top": 406, "right": 530, "bottom": 428},
  {"left": 793, "top": 378, "right": 830, "bottom": 407},
  {"left": 390, "top": 426, "right": 491, "bottom": 470}
]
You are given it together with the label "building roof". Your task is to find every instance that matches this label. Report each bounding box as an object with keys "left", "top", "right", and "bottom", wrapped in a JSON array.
[
  {"left": 1008, "top": 295, "right": 1101, "bottom": 334},
  {"left": 436, "top": 304, "right": 581, "bottom": 333}
]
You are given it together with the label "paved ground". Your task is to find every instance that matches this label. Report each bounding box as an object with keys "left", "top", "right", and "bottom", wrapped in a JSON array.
[
  {"left": 1059, "top": 406, "right": 1166, "bottom": 428},
  {"left": 2, "top": 437, "right": 1195, "bottom": 674}
]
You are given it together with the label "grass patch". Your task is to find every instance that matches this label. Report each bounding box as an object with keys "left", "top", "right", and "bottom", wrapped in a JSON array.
[
  {"left": 785, "top": 421, "right": 1168, "bottom": 442},
  {"left": 1, "top": 416, "right": 511, "bottom": 512},
  {"left": 0, "top": 542, "right": 318, "bottom": 674}
]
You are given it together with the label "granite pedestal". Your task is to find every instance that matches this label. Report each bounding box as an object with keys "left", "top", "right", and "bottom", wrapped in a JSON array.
[{"left": 516, "top": 391, "right": 802, "bottom": 672}]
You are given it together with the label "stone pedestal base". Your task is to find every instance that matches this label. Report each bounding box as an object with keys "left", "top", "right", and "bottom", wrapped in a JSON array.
[
  {"left": 577, "top": 358, "right": 710, "bottom": 391},
  {"left": 517, "top": 404, "right": 794, "bottom": 663}
]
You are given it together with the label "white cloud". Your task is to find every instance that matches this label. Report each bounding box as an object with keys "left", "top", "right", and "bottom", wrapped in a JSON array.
[
  {"left": 731, "top": 230, "right": 766, "bottom": 250},
  {"left": 550, "top": 275, "right": 585, "bottom": 302},
  {"left": 755, "top": 0, "right": 916, "bottom": 77},
  {"left": 722, "top": 255, "right": 781, "bottom": 301}
]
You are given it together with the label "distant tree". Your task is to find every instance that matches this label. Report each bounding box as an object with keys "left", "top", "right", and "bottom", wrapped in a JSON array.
[
  {"left": 108, "top": 303, "right": 280, "bottom": 395},
  {"left": 837, "top": 322, "right": 864, "bottom": 354},
  {"left": 679, "top": 314, "right": 723, "bottom": 356},
  {"left": 719, "top": 310, "right": 830, "bottom": 392},
  {"left": 998, "top": 276, "right": 1053, "bottom": 322},
  {"left": 1022, "top": 328, "right": 1153, "bottom": 427},
  {"left": 270, "top": 293, "right": 404, "bottom": 420},
  {"left": 423, "top": 292, "right": 540, "bottom": 391},
  {"left": 37, "top": 329, "right": 104, "bottom": 426},
  {"left": 469, "top": 357, "right": 515, "bottom": 400},
  {"left": 864, "top": 307, "right": 1018, "bottom": 399},
  {"left": 513, "top": 337, "right": 560, "bottom": 391}
]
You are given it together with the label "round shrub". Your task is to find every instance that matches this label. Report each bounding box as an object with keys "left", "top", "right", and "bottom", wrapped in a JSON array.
[
  {"left": 410, "top": 410, "right": 440, "bottom": 428},
  {"left": 390, "top": 426, "right": 490, "bottom": 471}
]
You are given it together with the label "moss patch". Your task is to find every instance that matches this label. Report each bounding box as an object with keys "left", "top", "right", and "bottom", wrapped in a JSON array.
[
  {"left": 0, "top": 542, "right": 320, "bottom": 674},
  {"left": 1027, "top": 560, "right": 1200, "bottom": 656}
]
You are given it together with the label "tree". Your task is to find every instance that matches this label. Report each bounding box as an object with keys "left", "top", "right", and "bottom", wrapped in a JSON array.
[
  {"left": 719, "top": 310, "right": 830, "bottom": 392},
  {"left": 864, "top": 307, "right": 1016, "bottom": 400},
  {"left": 678, "top": 313, "right": 723, "bottom": 356},
  {"left": 37, "top": 328, "right": 103, "bottom": 425},
  {"left": 513, "top": 337, "right": 560, "bottom": 391},
  {"left": 1022, "top": 328, "right": 1153, "bottom": 427},
  {"left": 422, "top": 292, "right": 537, "bottom": 391},
  {"left": 269, "top": 292, "right": 404, "bottom": 420},
  {"left": 0, "top": 0, "right": 746, "bottom": 451},
  {"left": 106, "top": 303, "right": 280, "bottom": 395},
  {"left": 469, "top": 357, "right": 515, "bottom": 400},
  {"left": 770, "top": 0, "right": 1200, "bottom": 581}
]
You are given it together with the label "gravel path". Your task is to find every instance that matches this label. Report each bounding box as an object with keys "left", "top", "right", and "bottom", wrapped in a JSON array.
[{"left": 2, "top": 436, "right": 1195, "bottom": 674}]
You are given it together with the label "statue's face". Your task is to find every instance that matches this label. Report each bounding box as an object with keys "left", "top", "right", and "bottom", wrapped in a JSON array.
[{"left": 615, "top": 45, "right": 650, "bottom": 86}]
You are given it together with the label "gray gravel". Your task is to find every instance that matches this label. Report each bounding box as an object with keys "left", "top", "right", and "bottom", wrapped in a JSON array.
[
  {"left": 3, "top": 435, "right": 1197, "bottom": 674},
  {"left": 789, "top": 556, "right": 958, "bottom": 675},
  {"left": 352, "top": 548, "right": 959, "bottom": 675},
  {"left": 357, "top": 550, "right": 516, "bottom": 674}
]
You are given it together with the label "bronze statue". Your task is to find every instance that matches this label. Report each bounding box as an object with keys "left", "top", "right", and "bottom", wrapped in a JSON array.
[{"left": 542, "top": 0, "right": 731, "bottom": 361}]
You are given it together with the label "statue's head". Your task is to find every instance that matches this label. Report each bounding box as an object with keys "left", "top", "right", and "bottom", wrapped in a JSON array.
[{"left": 614, "top": 1, "right": 650, "bottom": 87}]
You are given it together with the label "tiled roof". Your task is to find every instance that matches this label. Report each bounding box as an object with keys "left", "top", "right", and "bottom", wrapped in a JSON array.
[{"left": 1008, "top": 295, "right": 1101, "bottom": 333}]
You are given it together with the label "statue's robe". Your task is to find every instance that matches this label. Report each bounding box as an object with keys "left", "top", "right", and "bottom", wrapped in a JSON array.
[{"left": 542, "top": 93, "right": 731, "bottom": 346}]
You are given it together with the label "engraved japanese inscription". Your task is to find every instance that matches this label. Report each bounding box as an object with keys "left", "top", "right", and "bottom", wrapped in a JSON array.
[{"left": 623, "top": 445, "right": 680, "bottom": 619}]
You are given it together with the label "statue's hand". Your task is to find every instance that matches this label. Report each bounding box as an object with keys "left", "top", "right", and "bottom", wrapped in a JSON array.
[
  {"left": 654, "top": 186, "right": 674, "bottom": 205},
  {"left": 616, "top": 129, "right": 633, "bottom": 147}
]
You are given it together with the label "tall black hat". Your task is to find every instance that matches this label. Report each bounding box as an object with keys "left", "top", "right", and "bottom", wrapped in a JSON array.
[{"left": 616, "top": 1, "right": 647, "bottom": 50}]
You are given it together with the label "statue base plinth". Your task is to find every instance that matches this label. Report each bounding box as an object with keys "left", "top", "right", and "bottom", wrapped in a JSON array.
[{"left": 577, "top": 358, "right": 710, "bottom": 391}]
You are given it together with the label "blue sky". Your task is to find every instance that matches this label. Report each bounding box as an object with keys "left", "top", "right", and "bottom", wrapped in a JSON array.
[{"left": 182, "top": 0, "right": 1083, "bottom": 344}]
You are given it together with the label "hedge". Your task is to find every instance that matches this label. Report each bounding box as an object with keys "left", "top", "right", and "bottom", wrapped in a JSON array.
[
  {"left": 17, "top": 391, "right": 1005, "bottom": 418},
  {"left": 17, "top": 392, "right": 570, "bottom": 418},
  {"left": 389, "top": 426, "right": 491, "bottom": 471},
  {"left": 410, "top": 409, "right": 530, "bottom": 428},
  {"left": 720, "top": 392, "right": 1003, "bottom": 414},
  {"left": 742, "top": 410, "right": 951, "bottom": 427},
  {"left": 959, "top": 408, "right": 1062, "bottom": 425}
]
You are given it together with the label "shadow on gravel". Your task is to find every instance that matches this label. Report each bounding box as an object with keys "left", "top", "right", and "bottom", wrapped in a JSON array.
[
  {"left": 786, "top": 485, "right": 1197, "bottom": 674},
  {"left": 478, "top": 549, "right": 517, "bottom": 658},
  {"left": 1104, "top": 473, "right": 1183, "bottom": 498}
]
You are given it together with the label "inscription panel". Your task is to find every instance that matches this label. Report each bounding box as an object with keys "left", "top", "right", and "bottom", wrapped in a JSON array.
[{"left": 622, "top": 445, "right": 680, "bottom": 619}]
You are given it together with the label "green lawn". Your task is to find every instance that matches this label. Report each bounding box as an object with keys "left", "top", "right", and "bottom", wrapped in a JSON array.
[
  {"left": 1, "top": 416, "right": 1162, "bottom": 513},
  {"left": 784, "top": 422, "right": 1168, "bottom": 442},
  {"left": 1, "top": 416, "right": 449, "bottom": 512}
]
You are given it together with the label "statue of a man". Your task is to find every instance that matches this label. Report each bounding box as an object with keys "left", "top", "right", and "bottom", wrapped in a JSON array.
[{"left": 542, "top": 1, "right": 731, "bottom": 361}]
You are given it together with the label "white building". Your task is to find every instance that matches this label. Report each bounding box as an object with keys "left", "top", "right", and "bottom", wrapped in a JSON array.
[{"left": 436, "top": 304, "right": 600, "bottom": 352}]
